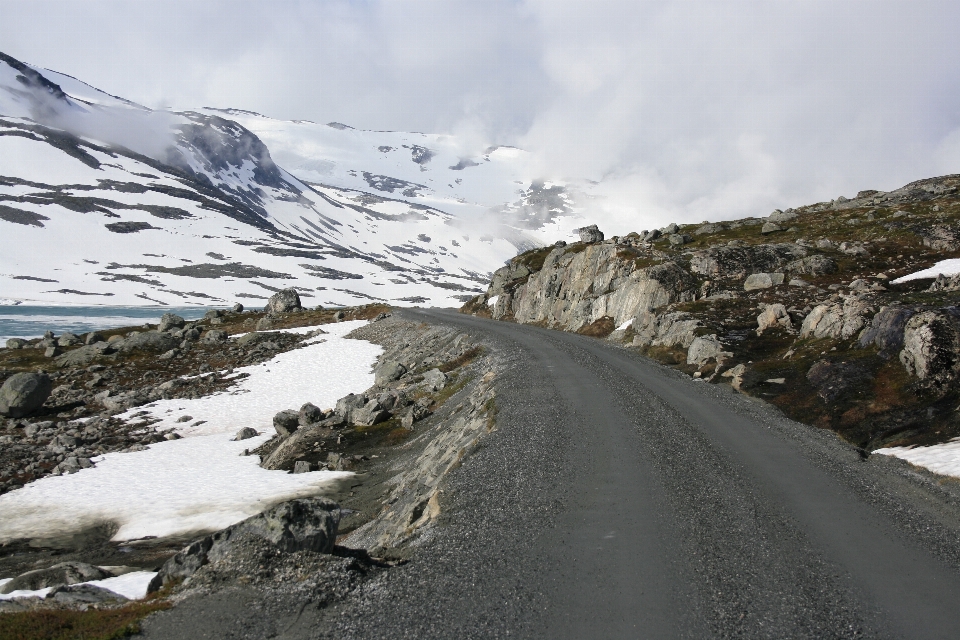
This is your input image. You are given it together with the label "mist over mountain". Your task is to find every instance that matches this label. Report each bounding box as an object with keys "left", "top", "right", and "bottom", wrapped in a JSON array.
[{"left": 0, "top": 52, "right": 591, "bottom": 307}]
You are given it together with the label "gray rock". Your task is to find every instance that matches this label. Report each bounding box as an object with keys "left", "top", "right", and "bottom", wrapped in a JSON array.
[
  {"left": 0, "top": 372, "right": 53, "bottom": 418},
  {"left": 335, "top": 393, "right": 367, "bottom": 423},
  {"left": 298, "top": 402, "right": 323, "bottom": 425},
  {"left": 643, "top": 229, "right": 661, "bottom": 242},
  {"left": 255, "top": 317, "right": 275, "bottom": 331},
  {"left": 761, "top": 222, "right": 783, "bottom": 235},
  {"left": 352, "top": 404, "right": 390, "bottom": 426},
  {"left": 577, "top": 224, "right": 604, "bottom": 243},
  {"left": 83, "top": 331, "right": 104, "bottom": 345},
  {"left": 264, "top": 288, "right": 302, "bottom": 314},
  {"left": 273, "top": 410, "right": 300, "bottom": 438},
  {"left": 768, "top": 209, "right": 798, "bottom": 223},
  {"left": 744, "top": 272, "right": 785, "bottom": 291},
  {"left": 293, "top": 460, "right": 313, "bottom": 474},
  {"left": 667, "top": 233, "right": 691, "bottom": 246},
  {"left": 420, "top": 368, "right": 448, "bottom": 392},
  {"left": 334, "top": 310, "right": 345, "bottom": 321},
  {"left": 686, "top": 335, "right": 732, "bottom": 366},
  {"left": 800, "top": 297, "right": 872, "bottom": 340},
  {"left": 204, "top": 309, "right": 224, "bottom": 321},
  {"left": 148, "top": 497, "right": 340, "bottom": 593},
  {"left": 5, "top": 338, "right": 26, "bottom": 350},
  {"left": 202, "top": 329, "right": 228, "bottom": 343},
  {"left": 234, "top": 427, "right": 258, "bottom": 441},
  {"left": 806, "top": 360, "right": 870, "bottom": 402},
  {"left": 899, "top": 309, "right": 960, "bottom": 388},
  {"left": 694, "top": 223, "right": 724, "bottom": 235},
  {"left": 158, "top": 313, "right": 185, "bottom": 332},
  {"left": 374, "top": 360, "right": 407, "bottom": 385},
  {"left": 233, "top": 303, "right": 244, "bottom": 313},
  {"left": 756, "top": 304, "right": 792, "bottom": 335},
  {"left": 54, "top": 343, "right": 114, "bottom": 368},
  {"left": 0, "top": 562, "right": 110, "bottom": 593},
  {"left": 118, "top": 331, "right": 179, "bottom": 354},
  {"left": 44, "top": 346, "right": 60, "bottom": 358},
  {"left": 859, "top": 306, "right": 916, "bottom": 356},
  {"left": 46, "top": 583, "right": 127, "bottom": 605},
  {"left": 662, "top": 223, "right": 679, "bottom": 235},
  {"left": 57, "top": 332, "right": 81, "bottom": 347},
  {"left": 783, "top": 254, "right": 838, "bottom": 276}
]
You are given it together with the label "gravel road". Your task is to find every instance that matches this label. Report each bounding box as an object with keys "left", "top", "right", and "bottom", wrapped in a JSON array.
[{"left": 144, "top": 308, "right": 960, "bottom": 638}]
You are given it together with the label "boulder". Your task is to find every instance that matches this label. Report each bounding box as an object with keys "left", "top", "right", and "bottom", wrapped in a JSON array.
[
  {"left": 761, "top": 222, "right": 783, "bottom": 235},
  {"left": 768, "top": 209, "right": 798, "bottom": 224},
  {"left": 420, "top": 368, "right": 448, "bottom": 392},
  {"left": 298, "top": 402, "right": 323, "bottom": 425},
  {"left": 800, "top": 297, "right": 872, "bottom": 340},
  {"left": 118, "top": 331, "right": 179, "bottom": 354},
  {"left": 264, "top": 288, "right": 302, "bottom": 315},
  {"left": 202, "top": 329, "right": 228, "bottom": 343},
  {"left": 0, "top": 372, "right": 52, "bottom": 418},
  {"left": 273, "top": 410, "right": 300, "bottom": 438},
  {"left": 858, "top": 306, "right": 914, "bottom": 356},
  {"left": 899, "top": 309, "right": 960, "bottom": 388},
  {"left": 783, "top": 254, "right": 837, "bottom": 276},
  {"left": 631, "top": 310, "right": 702, "bottom": 348},
  {"left": 686, "top": 335, "right": 732, "bottom": 366},
  {"left": 233, "top": 303, "right": 244, "bottom": 313},
  {"left": 204, "top": 309, "right": 224, "bottom": 321},
  {"left": 374, "top": 360, "right": 407, "bottom": 385},
  {"left": 5, "top": 338, "right": 26, "bottom": 350},
  {"left": 293, "top": 461, "right": 313, "bottom": 474},
  {"left": 84, "top": 331, "right": 105, "bottom": 345},
  {"left": 44, "top": 346, "right": 61, "bottom": 358},
  {"left": 54, "top": 343, "right": 113, "bottom": 368},
  {"left": 667, "top": 233, "right": 691, "bottom": 246},
  {"left": 744, "top": 273, "right": 785, "bottom": 291},
  {"left": 756, "top": 304, "right": 792, "bottom": 335},
  {"left": 643, "top": 229, "right": 661, "bottom": 242},
  {"left": 158, "top": 313, "right": 186, "bottom": 332},
  {"left": 255, "top": 317, "right": 275, "bottom": 331},
  {"left": 352, "top": 401, "right": 390, "bottom": 426},
  {"left": 662, "top": 223, "right": 679, "bottom": 235},
  {"left": 261, "top": 424, "right": 336, "bottom": 470},
  {"left": 45, "top": 583, "right": 127, "bottom": 606},
  {"left": 57, "top": 332, "right": 81, "bottom": 347},
  {"left": 0, "top": 562, "right": 110, "bottom": 594},
  {"left": 335, "top": 393, "right": 367, "bottom": 423},
  {"left": 148, "top": 497, "right": 340, "bottom": 593},
  {"left": 234, "top": 427, "right": 258, "bottom": 441},
  {"left": 578, "top": 224, "right": 604, "bottom": 243}
]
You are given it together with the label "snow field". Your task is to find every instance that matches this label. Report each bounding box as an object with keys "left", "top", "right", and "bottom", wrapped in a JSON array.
[
  {"left": 0, "top": 571, "right": 158, "bottom": 601},
  {"left": 0, "top": 320, "right": 377, "bottom": 544},
  {"left": 875, "top": 440, "right": 960, "bottom": 479},
  {"left": 891, "top": 258, "right": 960, "bottom": 283}
]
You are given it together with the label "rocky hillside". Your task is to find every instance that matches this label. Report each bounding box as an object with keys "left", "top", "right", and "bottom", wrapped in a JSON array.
[{"left": 463, "top": 174, "right": 960, "bottom": 451}]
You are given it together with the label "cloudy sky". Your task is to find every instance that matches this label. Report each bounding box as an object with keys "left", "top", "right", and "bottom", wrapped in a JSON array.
[{"left": 3, "top": 0, "right": 960, "bottom": 230}]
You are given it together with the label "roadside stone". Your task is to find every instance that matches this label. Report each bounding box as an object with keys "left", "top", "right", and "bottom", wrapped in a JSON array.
[
  {"left": 147, "top": 497, "right": 341, "bottom": 593},
  {"left": 273, "top": 410, "right": 300, "bottom": 438},
  {"left": 0, "top": 372, "right": 53, "bottom": 418},
  {"left": 686, "top": 334, "right": 732, "bottom": 366},
  {"left": 265, "top": 288, "right": 302, "bottom": 314},
  {"left": 744, "top": 272, "right": 785, "bottom": 291},
  {"left": 800, "top": 297, "right": 872, "bottom": 340},
  {"left": 899, "top": 309, "right": 960, "bottom": 389}
]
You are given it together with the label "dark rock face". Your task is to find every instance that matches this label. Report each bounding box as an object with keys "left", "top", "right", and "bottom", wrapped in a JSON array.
[
  {"left": 147, "top": 497, "right": 340, "bottom": 593},
  {"left": 0, "top": 372, "right": 53, "bottom": 418},
  {"left": 690, "top": 243, "right": 808, "bottom": 279},
  {"left": 858, "top": 306, "right": 915, "bottom": 356},
  {"left": 806, "top": 360, "right": 871, "bottom": 403},
  {"left": 264, "top": 288, "right": 302, "bottom": 314},
  {"left": 578, "top": 225, "right": 604, "bottom": 243},
  {"left": 900, "top": 308, "right": 960, "bottom": 390},
  {"left": 273, "top": 410, "right": 300, "bottom": 438},
  {"left": 0, "top": 561, "right": 110, "bottom": 593}
]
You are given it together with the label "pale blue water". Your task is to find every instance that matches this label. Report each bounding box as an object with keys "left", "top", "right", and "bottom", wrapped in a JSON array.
[{"left": 0, "top": 306, "right": 214, "bottom": 342}]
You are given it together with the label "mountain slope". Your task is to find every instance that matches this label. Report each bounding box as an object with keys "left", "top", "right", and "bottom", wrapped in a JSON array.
[{"left": 0, "top": 51, "right": 587, "bottom": 307}]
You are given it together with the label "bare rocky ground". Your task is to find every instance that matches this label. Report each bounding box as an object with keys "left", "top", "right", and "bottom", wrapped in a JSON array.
[
  {"left": 0, "top": 304, "right": 498, "bottom": 637},
  {"left": 464, "top": 174, "right": 960, "bottom": 452}
]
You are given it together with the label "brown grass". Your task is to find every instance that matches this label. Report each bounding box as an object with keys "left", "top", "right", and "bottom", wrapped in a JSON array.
[
  {"left": 576, "top": 316, "right": 616, "bottom": 338},
  {"left": 0, "top": 596, "right": 171, "bottom": 640}
]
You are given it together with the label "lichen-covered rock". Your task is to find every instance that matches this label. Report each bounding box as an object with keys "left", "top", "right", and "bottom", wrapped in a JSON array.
[
  {"left": 800, "top": 297, "right": 872, "bottom": 340},
  {"left": 689, "top": 243, "right": 807, "bottom": 280},
  {"left": 782, "top": 254, "right": 838, "bottom": 276},
  {"left": 899, "top": 309, "right": 960, "bottom": 388},
  {"left": 0, "top": 372, "right": 53, "bottom": 418},
  {"left": 756, "top": 303, "right": 792, "bottom": 335},
  {"left": 578, "top": 224, "right": 604, "bottom": 243},
  {"left": 158, "top": 313, "right": 185, "bottom": 332},
  {"left": 4, "top": 338, "right": 26, "bottom": 350},
  {"left": 744, "top": 272, "right": 785, "bottom": 291},
  {"left": 118, "top": 331, "right": 179, "bottom": 354},
  {"left": 686, "top": 335, "right": 731, "bottom": 366},
  {"left": 264, "top": 288, "right": 302, "bottom": 314},
  {"left": 56, "top": 332, "right": 81, "bottom": 347}
]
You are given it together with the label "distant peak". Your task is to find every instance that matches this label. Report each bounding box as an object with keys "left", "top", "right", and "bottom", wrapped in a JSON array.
[{"left": 326, "top": 122, "right": 354, "bottom": 130}]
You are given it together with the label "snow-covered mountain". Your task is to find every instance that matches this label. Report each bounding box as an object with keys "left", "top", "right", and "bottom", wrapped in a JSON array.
[{"left": 0, "top": 51, "right": 589, "bottom": 308}]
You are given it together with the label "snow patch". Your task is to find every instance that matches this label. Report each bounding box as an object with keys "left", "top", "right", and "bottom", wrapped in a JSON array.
[
  {"left": 891, "top": 259, "right": 960, "bottom": 283},
  {"left": 875, "top": 440, "right": 960, "bottom": 479}
]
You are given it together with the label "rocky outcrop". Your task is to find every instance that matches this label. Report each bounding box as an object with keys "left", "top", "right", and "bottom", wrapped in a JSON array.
[
  {"left": 631, "top": 311, "right": 702, "bottom": 348},
  {"left": 689, "top": 243, "right": 807, "bottom": 279},
  {"left": 491, "top": 243, "right": 696, "bottom": 331},
  {"left": 578, "top": 224, "right": 604, "bottom": 243},
  {"left": 0, "top": 561, "right": 109, "bottom": 594},
  {"left": 265, "top": 288, "right": 302, "bottom": 314},
  {"left": 899, "top": 309, "right": 960, "bottom": 390},
  {"left": 148, "top": 497, "right": 340, "bottom": 593},
  {"left": 799, "top": 297, "right": 873, "bottom": 340}
]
